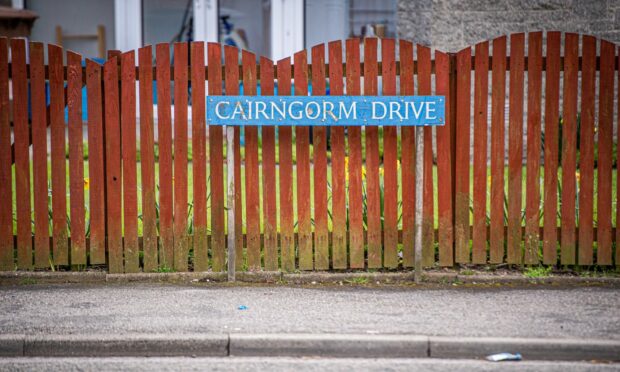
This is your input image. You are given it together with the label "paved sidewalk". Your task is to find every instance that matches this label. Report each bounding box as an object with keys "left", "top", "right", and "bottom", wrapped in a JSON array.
[{"left": 0, "top": 284, "right": 618, "bottom": 339}]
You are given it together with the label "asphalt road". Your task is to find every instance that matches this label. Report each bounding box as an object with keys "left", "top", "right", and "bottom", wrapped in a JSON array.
[{"left": 0, "top": 284, "right": 618, "bottom": 339}]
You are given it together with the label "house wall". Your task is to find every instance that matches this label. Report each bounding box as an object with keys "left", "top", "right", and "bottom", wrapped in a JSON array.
[
  {"left": 27, "top": 0, "right": 114, "bottom": 58},
  {"left": 397, "top": 0, "right": 620, "bottom": 52}
]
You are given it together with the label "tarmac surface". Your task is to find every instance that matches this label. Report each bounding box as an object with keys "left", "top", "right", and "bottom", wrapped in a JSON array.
[{"left": 0, "top": 283, "right": 618, "bottom": 339}]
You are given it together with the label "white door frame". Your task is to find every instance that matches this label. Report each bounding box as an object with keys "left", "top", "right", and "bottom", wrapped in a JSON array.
[
  {"left": 114, "top": 0, "right": 142, "bottom": 52},
  {"left": 194, "top": 0, "right": 219, "bottom": 43},
  {"left": 271, "top": 0, "right": 304, "bottom": 61}
]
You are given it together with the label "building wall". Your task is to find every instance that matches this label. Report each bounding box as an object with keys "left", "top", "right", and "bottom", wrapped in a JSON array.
[
  {"left": 27, "top": 0, "right": 114, "bottom": 58},
  {"left": 397, "top": 0, "right": 620, "bottom": 52}
]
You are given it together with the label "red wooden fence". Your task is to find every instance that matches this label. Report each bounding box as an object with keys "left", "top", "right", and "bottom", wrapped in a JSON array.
[{"left": 0, "top": 32, "right": 618, "bottom": 273}]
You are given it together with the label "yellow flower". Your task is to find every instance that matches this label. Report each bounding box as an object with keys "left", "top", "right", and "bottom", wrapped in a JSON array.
[
  {"left": 344, "top": 156, "right": 349, "bottom": 182},
  {"left": 575, "top": 171, "right": 580, "bottom": 183},
  {"left": 379, "top": 166, "right": 385, "bottom": 177},
  {"left": 83, "top": 178, "right": 90, "bottom": 190},
  {"left": 361, "top": 165, "right": 366, "bottom": 180},
  {"left": 487, "top": 175, "right": 492, "bottom": 187}
]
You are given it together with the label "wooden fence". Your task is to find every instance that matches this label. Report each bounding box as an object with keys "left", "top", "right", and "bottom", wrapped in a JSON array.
[{"left": 0, "top": 31, "right": 618, "bottom": 273}]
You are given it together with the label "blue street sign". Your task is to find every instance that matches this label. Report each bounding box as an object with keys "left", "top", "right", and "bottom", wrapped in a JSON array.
[{"left": 206, "top": 96, "right": 445, "bottom": 126}]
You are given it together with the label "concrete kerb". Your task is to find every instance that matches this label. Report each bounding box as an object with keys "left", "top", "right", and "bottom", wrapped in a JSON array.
[
  {"left": 1, "top": 270, "right": 619, "bottom": 286},
  {"left": 1, "top": 334, "right": 619, "bottom": 361}
]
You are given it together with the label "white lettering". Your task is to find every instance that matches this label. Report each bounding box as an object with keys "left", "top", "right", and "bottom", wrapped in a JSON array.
[
  {"left": 372, "top": 101, "right": 387, "bottom": 119},
  {"left": 215, "top": 101, "right": 230, "bottom": 119},
  {"left": 288, "top": 101, "right": 303, "bottom": 120},
  {"left": 389, "top": 101, "right": 403, "bottom": 120},
  {"left": 339, "top": 101, "right": 356, "bottom": 120},
  {"left": 306, "top": 101, "right": 320, "bottom": 120},
  {"left": 425, "top": 101, "right": 437, "bottom": 120}
]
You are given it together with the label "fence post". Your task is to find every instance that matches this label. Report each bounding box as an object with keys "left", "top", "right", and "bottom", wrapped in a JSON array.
[{"left": 227, "top": 125, "right": 236, "bottom": 281}]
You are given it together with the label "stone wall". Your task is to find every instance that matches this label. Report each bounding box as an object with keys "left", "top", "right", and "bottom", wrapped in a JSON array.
[{"left": 397, "top": 0, "right": 620, "bottom": 52}]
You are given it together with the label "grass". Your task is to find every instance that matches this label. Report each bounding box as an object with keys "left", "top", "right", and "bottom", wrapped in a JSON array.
[{"left": 524, "top": 266, "right": 553, "bottom": 278}]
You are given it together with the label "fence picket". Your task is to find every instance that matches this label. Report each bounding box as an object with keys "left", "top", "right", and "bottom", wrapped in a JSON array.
[
  {"left": 328, "top": 41, "right": 347, "bottom": 269},
  {"left": 173, "top": 43, "right": 189, "bottom": 271},
  {"left": 294, "top": 50, "right": 313, "bottom": 270},
  {"left": 11, "top": 39, "right": 32, "bottom": 269},
  {"left": 260, "top": 56, "right": 278, "bottom": 271},
  {"left": 399, "top": 40, "right": 415, "bottom": 267},
  {"left": 561, "top": 33, "right": 579, "bottom": 265},
  {"left": 382, "top": 38, "right": 398, "bottom": 268},
  {"left": 435, "top": 50, "right": 453, "bottom": 266},
  {"left": 346, "top": 38, "right": 364, "bottom": 269},
  {"left": 0, "top": 38, "right": 11, "bottom": 270},
  {"left": 490, "top": 36, "right": 506, "bottom": 264},
  {"left": 30, "top": 42, "right": 49, "bottom": 268},
  {"left": 138, "top": 46, "right": 158, "bottom": 272},
  {"left": 86, "top": 59, "right": 105, "bottom": 265},
  {"left": 418, "top": 44, "right": 435, "bottom": 267},
  {"left": 364, "top": 38, "right": 382, "bottom": 268},
  {"left": 472, "top": 41, "right": 489, "bottom": 264},
  {"left": 596, "top": 40, "right": 615, "bottom": 266},
  {"left": 192, "top": 42, "right": 209, "bottom": 271},
  {"left": 224, "top": 45, "right": 243, "bottom": 270},
  {"left": 524, "top": 32, "right": 543, "bottom": 265},
  {"left": 208, "top": 42, "right": 226, "bottom": 271},
  {"left": 120, "top": 51, "right": 139, "bottom": 272},
  {"left": 277, "top": 57, "right": 295, "bottom": 271},
  {"left": 242, "top": 50, "right": 261, "bottom": 270},
  {"left": 67, "top": 51, "right": 87, "bottom": 266},
  {"left": 155, "top": 43, "right": 174, "bottom": 269},
  {"left": 48, "top": 44, "right": 68, "bottom": 266},
  {"left": 578, "top": 35, "right": 596, "bottom": 265},
  {"left": 507, "top": 33, "right": 525, "bottom": 264},
  {"left": 454, "top": 47, "right": 471, "bottom": 264},
  {"left": 311, "top": 44, "right": 329, "bottom": 270},
  {"left": 104, "top": 57, "right": 123, "bottom": 273},
  {"left": 542, "top": 32, "right": 561, "bottom": 265}
]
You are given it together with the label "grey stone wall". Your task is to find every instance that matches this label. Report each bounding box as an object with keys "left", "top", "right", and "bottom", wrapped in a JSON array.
[{"left": 397, "top": 0, "right": 620, "bottom": 52}]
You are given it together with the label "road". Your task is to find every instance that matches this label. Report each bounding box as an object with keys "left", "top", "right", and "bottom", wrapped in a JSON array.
[{"left": 0, "top": 356, "right": 616, "bottom": 372}]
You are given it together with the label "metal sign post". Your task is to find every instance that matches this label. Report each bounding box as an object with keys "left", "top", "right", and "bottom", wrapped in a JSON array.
[
  {"left": 226, "top": 125, "right": 236, "bottom": 282},
  {"left": 414, "top": 127, "right": 424, "bottom": 283}
]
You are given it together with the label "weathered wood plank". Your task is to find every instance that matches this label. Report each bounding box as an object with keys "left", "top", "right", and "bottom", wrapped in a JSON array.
[
  {"left": 542, "top": 32, "right": 561, "bottom": 265},
  {"left": 311, "top": 44, "right": 329, "bottom": 270},
  {"left": 260, "top": 56, "right": 278, "bottom": 271},
  {"left": 173, "top": 42, "right": 189, "bottom": 271},
  {"left": 435, "top": 50, "right": 453, "bottom": 267},
  {"left": 0, "top": 38, "right": 12, "bottom": 270},
  {"left": 30, "top": 42, "right": 50, "bottom": 268},
  {"left": 418, "top": 44, "right": 435, "bottom": 267},
  {"left": 489, "top": 36, "right": 506, "bottom": 264},
  {"left": 120, "top": 51, "right": 139, "bottom": 272},
  {"left": 364, "top": 38, "right": 382, "bottom": 268},
  {"left": 277, "top": 56, "right": 295, "bottom": 271},
  {"left": 328, "top": 41, "right": 347, "bottom": 269},
  {"left": 224, "top": 45, "right": 243, "bottom": 270},
  {"left": 560, "top": 33, "right": 579, "bottom": 266},
  {"left": 294, "top": 50, "right": 313, "bottom": 270},
  {"left": 346, "top": 38, "right": 364, "bottom": 269},
  {"left": 191, "top": 42, "right": 209, "bottom": 271},
  {"left": 86, "top": 59, "right": 106, "bottom": 265},
  {"left": 399, "top": 40, "right": 416, "bottom": 267},
  {"left": 208, "top": 42, "right": 226, "bottom": 271},
  {"left": 156, "top": 43, "right": 174, "bottom": 269},
  {"left": 578, "top": 35, "right": 596, "bottom": 265},
  {"left": 242, "top": 49, "right": 261, "bottom": 270},
  {"left": 596, "top": 40, "right": 614, "bottom": 265},
  {"left": 11, "top": 39, "right": 32, "bottom": 269},
  {"left": 104, "top": 57, "right": 123, "bottom": 273},
  {"left": 138, "top": 46, "right": 158, "bottom": 272},
  {"left": 454, "top": 47, "right": 471, "bottom": 264},
  {"left": 382, "top": 38, "right": 399, "bottom": 269},
  {"left": 507, "top": 33, "right": 525, "bottom": 264},
  {"left": 68, "top": 51, "right": 86, "bottom": 266},
  {"left": 524, "top": 32, "right": 543, "bottom": 265}
]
